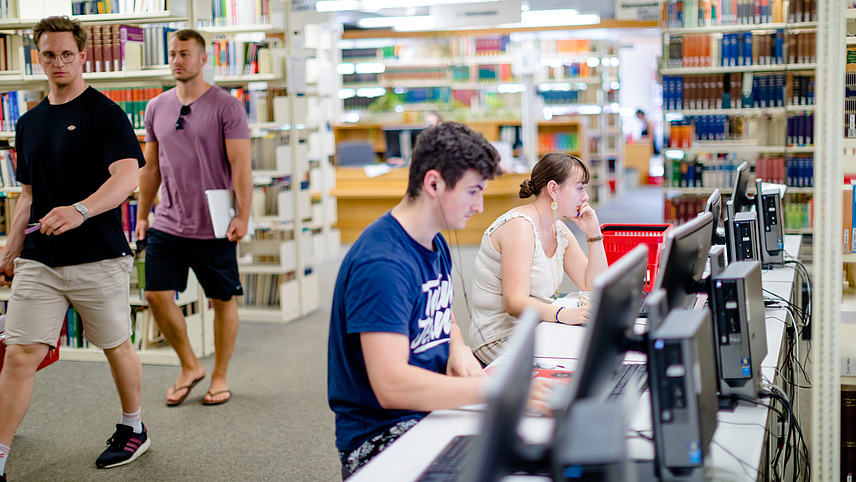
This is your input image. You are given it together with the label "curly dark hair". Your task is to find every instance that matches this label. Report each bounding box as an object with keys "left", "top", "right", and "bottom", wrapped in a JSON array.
[
  {"left": 406, "top": 122, "right": 502, "bottom": 199},
  {"left": 519, "top": 152, "right": 589, "bottom": 199}
]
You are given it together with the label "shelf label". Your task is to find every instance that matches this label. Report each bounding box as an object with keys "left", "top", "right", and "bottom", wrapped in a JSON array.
[{"left": 430, "top": 0, "right": 521, "bottom": 29}]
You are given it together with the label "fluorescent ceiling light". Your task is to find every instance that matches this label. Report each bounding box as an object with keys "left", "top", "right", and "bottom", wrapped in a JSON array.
[
  {"left": 356, "top": 87, "right": 387, "bottom": 97},
  {"left": 317, "top": 0, "right": 499, "bottom": 12},
  {"left": 337, "top": 63, "right": 356, "bottom": 75},
  {"left": 338, "top": 88, "right": 357, "bottom": 99},
  {"left": 497, "top": 83, "right": 525, "bottom": 93},
  {"left": 358, "top": 15, "right": 434, "bottom": 30},
  {"left": 355, "top": 62, "right": 385, "bottom": 74},
  {"left": 578, "top": 105, "right": 602, "bottom": 115},
  {"left": 520, "top": 9, "right": 600, "bottom": 27},
  {"left": 665, "top": 149, "right": 685, "bottom": 159}
]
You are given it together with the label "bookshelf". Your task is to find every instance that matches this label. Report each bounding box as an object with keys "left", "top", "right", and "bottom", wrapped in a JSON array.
[
  {"left": 658, "top": 1, "right": 817, "bottom": 232},
  {"left": 0, "top": 0, "right": 323, "bottom": 349},
  {"left": 226, "top": 11, "right": 338, "bottom": 323},
  {"left": 336, "top": 31, "right": 621, "bottom": 207}
]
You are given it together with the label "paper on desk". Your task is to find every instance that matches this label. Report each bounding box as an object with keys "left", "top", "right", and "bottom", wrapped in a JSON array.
[
  {"left": 363, "top": 164, "right": 392, "bottom": 178},
  {"left": 535, "top": 322, "right": 585, "bottom": 359}
]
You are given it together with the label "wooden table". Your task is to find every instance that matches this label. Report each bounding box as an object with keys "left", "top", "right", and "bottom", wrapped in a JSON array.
[{"left": 333, "top": 167, "right": 529, "bottom": 244}]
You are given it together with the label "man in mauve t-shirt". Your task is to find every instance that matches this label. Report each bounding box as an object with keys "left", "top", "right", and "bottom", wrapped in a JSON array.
[{"left": 136, "top": 29, "right": 251, "bottom": 408}]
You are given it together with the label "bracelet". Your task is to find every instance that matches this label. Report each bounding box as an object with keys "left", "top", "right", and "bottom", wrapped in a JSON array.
[
  {"left": 586, "top": 235, "right": 603, "bottom": 243},
  {"left": 555, "top": 307, "right": 564, "bottom": 323}
]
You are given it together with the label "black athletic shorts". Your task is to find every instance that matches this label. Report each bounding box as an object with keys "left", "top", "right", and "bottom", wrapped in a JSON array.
[{"left": 144, "top": 228, "right": 243, "bottom": 301}]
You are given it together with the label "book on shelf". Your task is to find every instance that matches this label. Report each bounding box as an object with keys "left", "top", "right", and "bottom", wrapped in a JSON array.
[
  {"left": 661, "top": 0, "right": 796, "bottom": 27},
  {"left": 843, "top": 387, "right": 856, "bottom": 482}
]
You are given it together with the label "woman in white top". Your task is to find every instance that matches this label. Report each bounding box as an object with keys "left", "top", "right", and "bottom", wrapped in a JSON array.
[{"left": 469, "top": 153, "right": 608, "bottom": 365}]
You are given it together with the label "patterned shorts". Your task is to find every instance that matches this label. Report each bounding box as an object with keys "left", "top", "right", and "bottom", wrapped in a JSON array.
[{"left": 339, "top": 418, "right": 420, "bottom": 478}]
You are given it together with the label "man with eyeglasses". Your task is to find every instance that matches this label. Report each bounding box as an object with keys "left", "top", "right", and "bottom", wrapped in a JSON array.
[
  {"left": 135, "top": 29, "right": 251, "bottom": 408},
  {"left": 0, "top": 16, "right": 148, "bottom": 480}
]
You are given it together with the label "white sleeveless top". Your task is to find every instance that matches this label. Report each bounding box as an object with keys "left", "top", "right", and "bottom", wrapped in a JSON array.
[{"left": 469, "top": 210, "right": 568, "bottom": 360}]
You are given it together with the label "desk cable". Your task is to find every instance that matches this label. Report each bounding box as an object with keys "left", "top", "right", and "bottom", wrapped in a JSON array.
[{"left": 724, "top": 387, "right": 810, "bottom": 482}]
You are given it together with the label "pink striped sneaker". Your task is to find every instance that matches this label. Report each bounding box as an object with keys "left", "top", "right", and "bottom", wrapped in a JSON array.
[{"left": 95, "top": 424, "right": 150, "bottom": 469}]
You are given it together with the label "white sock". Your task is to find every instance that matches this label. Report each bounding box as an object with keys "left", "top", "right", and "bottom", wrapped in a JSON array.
[
  {"left": 121, "top": 409, "right": 142, "bottom": 433},
  {"left": 0, "top": 442, "right": 9, "bottom": 475}
]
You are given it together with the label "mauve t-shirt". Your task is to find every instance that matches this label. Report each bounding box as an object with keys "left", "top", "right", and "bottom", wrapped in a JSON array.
[{"left": 144, "top": 86, "right": 249, "bottom": 239}]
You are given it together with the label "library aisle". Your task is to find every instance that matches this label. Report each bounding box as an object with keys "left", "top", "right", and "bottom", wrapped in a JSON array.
[{"left": 10, "top": 186, "right": 660, "bottom": 481}]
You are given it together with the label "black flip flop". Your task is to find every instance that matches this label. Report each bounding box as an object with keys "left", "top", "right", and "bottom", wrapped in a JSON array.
[{"left": 166, "top": 375, "right": 204, "bottom": 407}]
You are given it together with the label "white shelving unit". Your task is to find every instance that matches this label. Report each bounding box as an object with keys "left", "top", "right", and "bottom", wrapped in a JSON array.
[{"left": 659, "top": 16, "right": 817, "bottom": 231}]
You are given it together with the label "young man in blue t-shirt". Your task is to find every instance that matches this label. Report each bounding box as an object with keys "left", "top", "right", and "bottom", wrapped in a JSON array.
[{"left": 328, "top": 122, "right": 550, "bottom": 479}]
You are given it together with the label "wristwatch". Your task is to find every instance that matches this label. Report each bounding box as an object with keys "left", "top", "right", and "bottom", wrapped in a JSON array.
[{"left": 73, "top": 202, "right": 89, "bottom": 221}]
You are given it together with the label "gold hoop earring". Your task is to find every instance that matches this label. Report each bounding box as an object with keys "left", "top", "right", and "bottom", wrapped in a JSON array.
[{"left": 551, "top": 201, "right": 558, "bottom": 221}]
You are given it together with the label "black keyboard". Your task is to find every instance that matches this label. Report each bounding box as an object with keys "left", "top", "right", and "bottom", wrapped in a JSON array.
[
  {"left": 606, "top": 363, "right": 648, "bottom": 402},
  {"left": 416, "top": 434, "right": 475, "bottom": 482}
]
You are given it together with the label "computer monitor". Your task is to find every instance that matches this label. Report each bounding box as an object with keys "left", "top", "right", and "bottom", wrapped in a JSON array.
[
  {"left": 703, "top": 189, "right": 725, "bottom": 245},
  {"left": 652, "top": 212, "right": 714, "bottom": 313},
  {"left": 459, "top": 308, "right": 542, "bottom": 482},
  {"left": 383, "top": 127, "right": 424, "bottom": 161},
  {"left": 550, "top": 245, "right": 648, "bottom": 476},
  {"left": 730, "top": 161, "right": 753, "bottom": 213}
]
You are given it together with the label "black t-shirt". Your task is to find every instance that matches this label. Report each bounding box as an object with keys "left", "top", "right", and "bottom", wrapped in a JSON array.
[{"left": 15, "top": 86, "right": 145, "bottom": 267}]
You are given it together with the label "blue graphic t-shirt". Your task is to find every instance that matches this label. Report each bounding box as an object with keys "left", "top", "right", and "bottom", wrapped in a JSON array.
[{"left": 327, "top": 211, "right": 454, "bottom": 452}]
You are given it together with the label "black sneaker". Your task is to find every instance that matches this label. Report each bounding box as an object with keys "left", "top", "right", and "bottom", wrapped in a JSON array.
[{"left": 96, "top": 424, "right": 150, "bottom": 469}]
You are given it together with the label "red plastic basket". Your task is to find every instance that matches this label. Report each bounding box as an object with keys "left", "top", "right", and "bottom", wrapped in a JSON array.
[
  {"left": 0, "top": 335, "right": 60, "bottom": 373},
  {"left": 600, "top": 223, "right": 673, "bottom": 292}
]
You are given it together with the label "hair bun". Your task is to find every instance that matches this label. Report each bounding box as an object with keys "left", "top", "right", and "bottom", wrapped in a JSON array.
[{"left": 518, "top": 179, "right": 535, "bottom": 198}]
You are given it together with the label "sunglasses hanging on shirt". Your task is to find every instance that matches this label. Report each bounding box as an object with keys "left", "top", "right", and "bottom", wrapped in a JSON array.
[{"left": 175, "top": 105, "right": 191, "bottom": 130}]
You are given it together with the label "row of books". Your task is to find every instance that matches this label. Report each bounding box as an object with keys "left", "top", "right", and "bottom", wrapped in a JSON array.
[
  {"left": 82, "top": 25, "right": 144, "bottom": 73},
  {"left": 19, "top": 24, "right": 184, "bottom": 75},
  {"left": 211, "top": 38, "right": 276, "bottom": 76},
  {"left": 381, "top": 67, "right": 449, "bottom": 83},
  {"left": 846, "top": 70, "right": 856, "bottom": 138},
  {"left": 537, "top": 132, "right": 579, "bottom": 153},
  {"left": 0, "top": 149, "right": 18, "bottom": 189},
  {"left": 100, "top": 86, "right": 163, "bottom": 130},
  {"left": 664, "top": 30, "right": 803, "bottom": 68},
  {"left": 60, "top": 308, "right": 90, "bottom": 349},
  {"left": 664, "top": 192, "right": 811, "bottom": 229},
  {"left": 0, "top": 91, "right": 40, "bottom": 134},
  {"left": 474, "top": 36, "right": 510, "bottom": 56},
  {"left": 666, "top": 155, "right": 813, "bottom": 188},
  {"left": 120, "top": 200, "right": 139, "bottom": 244},
  {"left": 783, "top": 194, "right": 811, "bottom": 231},
  {"left": 756, "top": 155, "right": 814, "bottom": 186},
  {"left": 786, "top": 113, "right": 814, "bottom": 146},
  {"left": 208, "top": 0, "right": 273, "bottom": 28},
  {"left": 544, "top": 62, "right": 595, "bottom": 81},
  {"left": 660, "top": 0, "right": 814, "bottom": 28},
  {"left": 238, "top": 273, "right": 288, "bottom": 307},
  {"left": 663, "top": 73, "right": 795, "bottom": 110},
  {"left": 341, "top": 37, "right": 597, "bottom": 65},
  {"left": 0, "top": 34, "right": 19, "bottom": 72},
  {"left": 539, "top": 89, "right": 598, "bottom": 106},
  {"left": 69, "top": 0, "right": 167, "bottom": 15},
  {"left": 226, "top": 87, "right": 272, "bottom": 124},
  {"left": 666, "top": 157, "right": 732, "bottom": 188},
  {"left": 844, "top": 185, "right": 856, "bottom": 253}
]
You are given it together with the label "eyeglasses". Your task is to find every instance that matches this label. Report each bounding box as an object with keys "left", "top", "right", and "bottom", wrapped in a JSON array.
[
  {"left": 38, "top": 51, "right": 78, "bottom": 65},
  {"left": 175, "top": 105, "right": 191, "bottom": 130}
]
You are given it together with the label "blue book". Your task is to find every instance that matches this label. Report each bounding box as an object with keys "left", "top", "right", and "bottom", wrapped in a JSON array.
[
  {"left": 743, "top": 32, "right": 753, "bottom": 66},
  {"left": 775, "top": 30, "right": 784, "bottom": 64}
]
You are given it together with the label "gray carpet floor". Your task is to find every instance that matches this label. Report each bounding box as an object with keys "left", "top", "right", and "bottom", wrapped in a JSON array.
[{"left": 2, "top": 187, "right": 721, "bottom": 481}]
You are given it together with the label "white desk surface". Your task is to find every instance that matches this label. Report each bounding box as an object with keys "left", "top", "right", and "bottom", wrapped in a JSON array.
[{"left": 349, "top": 236, "right": 802, "bottom": 482}]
